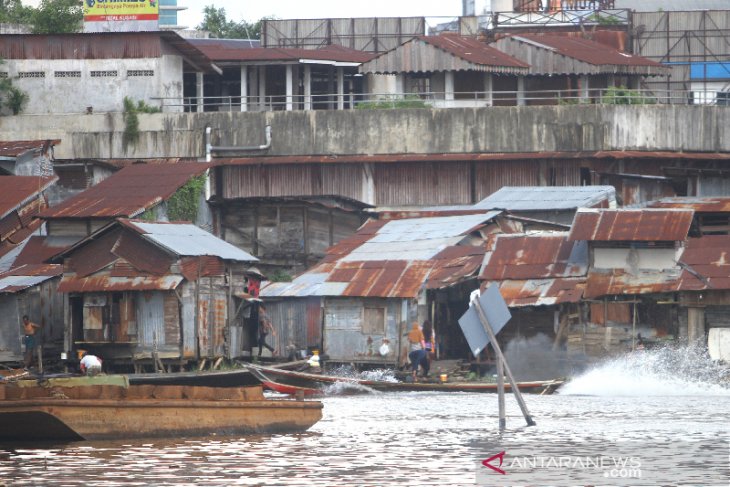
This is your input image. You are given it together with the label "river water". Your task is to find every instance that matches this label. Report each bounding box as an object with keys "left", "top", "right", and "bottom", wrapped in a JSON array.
[{"left": 1, "top": 348, "right": 728, "bottom": 486}]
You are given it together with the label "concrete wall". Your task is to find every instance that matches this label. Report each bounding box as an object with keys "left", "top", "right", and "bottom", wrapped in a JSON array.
[
  {"left": 1, "top": 105, "right": 729, "bottom": 160},
  {"left": 593, "top": 247, "right": 682, "bottom": 271},
  {"left": 2, "top": 57, "right": 182, "bottom": 115}
]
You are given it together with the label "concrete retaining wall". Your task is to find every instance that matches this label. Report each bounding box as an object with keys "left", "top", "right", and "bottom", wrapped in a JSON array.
[{"left": 0, "top": 105, "right": 728, "bottom": 160}]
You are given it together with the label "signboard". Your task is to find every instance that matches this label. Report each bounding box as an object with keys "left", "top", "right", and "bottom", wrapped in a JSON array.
[
  {"left": 83, "top": 0, "right": 159, "bottom": 23},
  {"left": 458, "top": 285, "right": 511, "bottom": 356}
]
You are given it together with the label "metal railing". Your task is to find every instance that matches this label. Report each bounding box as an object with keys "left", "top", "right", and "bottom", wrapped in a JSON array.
[{"left": 151, "top": 87, "right": 730, "bottom": 113}]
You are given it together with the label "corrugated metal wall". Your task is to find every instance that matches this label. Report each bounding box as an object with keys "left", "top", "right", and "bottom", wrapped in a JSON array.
[
  {"left": 181, "top": 282, "right": 196, "bottom": 358},
  {"left": 137, "top": 291, "right": 166, "bottom": 349},
  {"left": 323, "top": 297, "right": 401, "bottom": 363},
  {"left": 0, "top": 296, "right": 20, "bottom": 361},
  {"left": 264, "top": 298, "right": 322, "bottom": 354},
  {"left": 262, "top": 18, "right": 425, "bottom": 52},
  {"left": 375, "top": 162, "right": 472, "bottom": 206}
]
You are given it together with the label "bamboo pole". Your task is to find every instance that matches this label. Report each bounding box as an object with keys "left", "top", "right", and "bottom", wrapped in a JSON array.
[{"left": 472, "top": 297, "right": 535, "bottom": 427}]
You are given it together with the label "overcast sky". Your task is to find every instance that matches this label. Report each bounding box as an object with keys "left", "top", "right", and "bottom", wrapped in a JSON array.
[{"left": 178, "top": 0, "right": 464, "bottom": 30}]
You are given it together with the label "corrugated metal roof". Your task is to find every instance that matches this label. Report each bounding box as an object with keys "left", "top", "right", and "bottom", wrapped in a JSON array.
[
  {"left": 474, "top": 186, "right": 616, "bottom": 211},
  {"left": 123, "top": 220, "right": 257, "bottom": 262},
  {"left": 0, "top": 176, "right": 57, "bottom": 219},
  {"left": 262, "top": 213, "right": 499, "bottom": 299},
  {"left": 0, "top": 32, "right": 218, "bottom": 73},
  {"left": 39, "top": 163, "right": 210, "bottom": 219},
  {"left": 340, "top": 212, "right": 500, "bottom": 262},
  {"left": 481, "top": 233, "right": 587, "bottom": 280},
  {"left": 214, "top": 151, "right": 730, "bottom": 166},
  {"left": 568, "top": 209, "right": 694, "bottom": 242},
  {"left": 0, "top": 263, "right": 62, "bottom": 294},
  {"left": 0, "top": 140, "right": 59, "bottom": 158},
  {"left": 57, "top": 274, "right": 183, "bottom": 293},
  {"left": 12, "top": 236, "right": 74, "bottom": 267},
  {"left": 360, "top": 34, "right": 529, "bottom": 75},
  {"left": 649, "top": 197, "right": 730, "bottom": 213},
  {"left": 191, "top": 42, "right": 375, "bottom": 64},
  {"left": 492, "top": 34, "right": 668, "bottom": 75},
  {"left": 495, "top": 278, "right": 585, "bottom": 307}
]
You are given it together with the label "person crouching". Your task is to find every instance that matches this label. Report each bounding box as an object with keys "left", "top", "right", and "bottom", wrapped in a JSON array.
[{"left": 79, "top": 351, "right": 103, "bottom": 376}]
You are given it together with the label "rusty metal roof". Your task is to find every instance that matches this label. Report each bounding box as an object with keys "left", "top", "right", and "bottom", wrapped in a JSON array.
[
  {"left": 191, "top": 42, "right": 375, "bottom": 64},
  {"left": 481, "top": 233, "right": 587, "bottom": 280},
  {"left": 262, "top": 213, "right": 500, "bottom": 299},
  {"left": 214, "top": 150, "right": 730, "bottom": 167},
  {"left": 568, "top": 209, "right": 694, "bottom": 242},
  {"left": 39, "top": 163, "right": 210, "bottom": 219},
  {"left": 0, "top": 176, "right": 57, "bottom": 219},
  {"left": 0, "top": 140, "right": 60, "bottom": 158},
  {"left": 474, "top": 186, "right": 616, "bottom": 211},
  {"left": 58, "top": 274, "right": 183, "bottom": 293},
  {"left": 0, "top": 32, "right": 219, "bottom": 73},
  {"left": 360, "top": 34, "right": 529, "bottom": 75},
  {"left": 0, "top": 263, "right": 62, "bottom": 294},
  {"left": 11, "top": 236, "right": 74, "bottom": 267},
  {"left": 494, "top": 278, "right": 585, "bottom": 307},
  {"left": 493, "top": 34, "right": 668, "bottom": 75},
  {"left": 649, "top": 197, "right": 730, "bottom": 213}
]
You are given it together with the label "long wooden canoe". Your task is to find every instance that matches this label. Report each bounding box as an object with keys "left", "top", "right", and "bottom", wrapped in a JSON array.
[
  {"left": 0, "top": 375, "right": 322, "bottom": 442},
  {"left": 247, "top": 364, "right": 563, "bottom": 396}
]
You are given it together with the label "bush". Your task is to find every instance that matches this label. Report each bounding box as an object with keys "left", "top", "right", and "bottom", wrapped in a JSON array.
[
  {"left": 356, "top": 95, "right": 429, "bottom": 109},
  {"left": 601, "top": 86, "right": 655, "bottom": 105}
]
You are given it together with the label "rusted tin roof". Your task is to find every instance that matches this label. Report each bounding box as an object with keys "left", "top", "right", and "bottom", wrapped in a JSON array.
[
  {"left": 191, "top": 42, "right": 375, "bottom": 64},
  {"left": 495, "top": 278, "right": 585, "bottom": 307},
  {"left": 11, "top": 236, "right": 74, "bottom": 267},
  {"left": 360, "top": 34, "right": 529, "bottom": 75},
  {"left": 0, "top": 176, "right": 57, "bottom": 219},
  {"left": 568, "top": 209, "right": 694, "bottom": 242},
  {"left": 39, "top": 163, "right": 210, "bottom": 219},
  {"left": 474, "top": 186, "right": 616, "bottom": 211},
  {"left": 214, "top": 150, "right": 730, "bottom": 167},
  {"left": 649, "top": 197, "right": 730, "bottom": 213},
  {"left": 0, "top": 263, "right": 62, "bottom": 294},
  {"left": 584, "top": 235, "right": 730, "bottom": 298},
  {"left": 58, "top": 274, "right": 183, "bottom": 293},
  {"left": 0, "top": 140, "right": 60, "bottom": 158},
  {"left": 262, "top": 212, "right": 500, "bottom": 299},
  {"left": 0, "top": 32, "right": 219, "bottom": 73},
  {"left": 492, "top": 34, "right": 668, "bottom": 75},
  {"left": 481, "top": 233, "right": 587, "bottom": 280}
]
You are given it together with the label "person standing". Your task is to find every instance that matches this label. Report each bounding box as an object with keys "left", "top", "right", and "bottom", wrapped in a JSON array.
[
  {"left": 21, "top": 315, "right": 41, "bottom": 369},
  {"left": 406, "top": 323, "right": 425, "bottom": 381},
  {"left": 257, "top": 306, "right": 277, "bottom": 357}
]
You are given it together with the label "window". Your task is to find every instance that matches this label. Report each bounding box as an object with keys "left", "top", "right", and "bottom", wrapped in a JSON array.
[
  {"left": 18, "top": 71, "right": 45, "bottom": 78},
  {"left": 0, "top": 72, "right": 8, "bottom": 79},
  {"left": 363, "top": 307, "right": 386, "bottom": 335},
  {"left": 717, "top": 92, "right": 730, "bottom": 107},
  {"left": 128, "top": 70, "right": 154, "bottom": 77},
  {"left": 55, "top": 71, "right": 81, "bottom": 78},
  {"left": 90, "top": 70, "right": 118, "bottom": 77}
]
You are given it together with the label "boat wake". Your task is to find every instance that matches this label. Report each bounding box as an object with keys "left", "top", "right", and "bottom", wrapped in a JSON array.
[
  {"left": 560, "top": 344, "right": 730, "bottom": 396},
  {"left": 323, "top": 381, "right": 380, "bottom": 395}
]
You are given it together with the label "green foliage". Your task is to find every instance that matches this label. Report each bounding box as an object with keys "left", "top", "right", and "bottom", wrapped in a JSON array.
[
  {"left": 30, "top": 0, "right": 82, "bottom": 34},
  {"left": 355, "top": 95, "right": 429, "bottom": 110},
  {"left": 167, "top": 175, "right": 206, "bottom": 222},
  {"left": 587, "top": 12, "right": 622, "bottom": 25},
  {"left": 267, "top": 269, "right": 292, "bottom": 282},
  {"left": 0, "top": 59, "right": 28, "bottom": 115},
  {"left": 600, "top": 86, "right": 656, "bottom": 105},
  {"left": 197, "top": 5, "right": 271, "bottom": 39},
  {"left": 122, "top": 97, "right": 161, "bottom": 148},
  {"left": 0, "top": 0, "right": 34, "bottom": 24}
]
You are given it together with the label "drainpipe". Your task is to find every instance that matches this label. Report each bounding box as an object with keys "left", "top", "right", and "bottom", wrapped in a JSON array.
[{"left": 205, "top": 125, "right": 272, "bottom": 163}]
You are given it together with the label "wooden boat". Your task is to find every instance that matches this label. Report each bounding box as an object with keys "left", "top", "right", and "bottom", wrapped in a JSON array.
[
  {"left": 247, "top": 364, "right": 563, "bottom": 396},
  {"left": 0, "top": 375, "right": 322, "bottom": 442}
]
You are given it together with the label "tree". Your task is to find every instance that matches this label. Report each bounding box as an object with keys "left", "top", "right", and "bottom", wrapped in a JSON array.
[
  {"left": 30, "top": 0, "right": 83, "bottom": 34},
  {"left": 197, "top": 5, "right": 269, "bottom": 39},
  {"left": 0, "top": 0, "right": 34, "bottom": 24}
]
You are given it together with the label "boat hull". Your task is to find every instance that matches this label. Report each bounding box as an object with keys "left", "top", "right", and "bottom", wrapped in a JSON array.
[
  {"left": 248, "top": 364, "right": 562, "bottom": 395},
  {"left": 0, "top": 378, "right": 322, "bottom": 442}
]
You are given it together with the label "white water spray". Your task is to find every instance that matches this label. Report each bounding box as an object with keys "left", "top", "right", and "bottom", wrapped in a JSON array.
[{"left": 560, "top": 344, "right": 730, "bottom": 396}]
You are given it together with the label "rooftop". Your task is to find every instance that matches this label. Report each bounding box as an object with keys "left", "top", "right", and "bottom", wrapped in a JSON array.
[
  {"left": 568, "top": 208, "right": 694, "bottom": 242},
  {"left": 474, "top": 186, "right": 616, "bottom": 211}
]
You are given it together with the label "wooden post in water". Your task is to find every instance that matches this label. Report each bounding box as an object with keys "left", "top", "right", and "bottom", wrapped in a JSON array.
[
  {"left": 472, "top": 297, "right": 536, "bottom": 428},
  {"left": 495, "top": 344, "right": 506, "bottom": 430}
]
